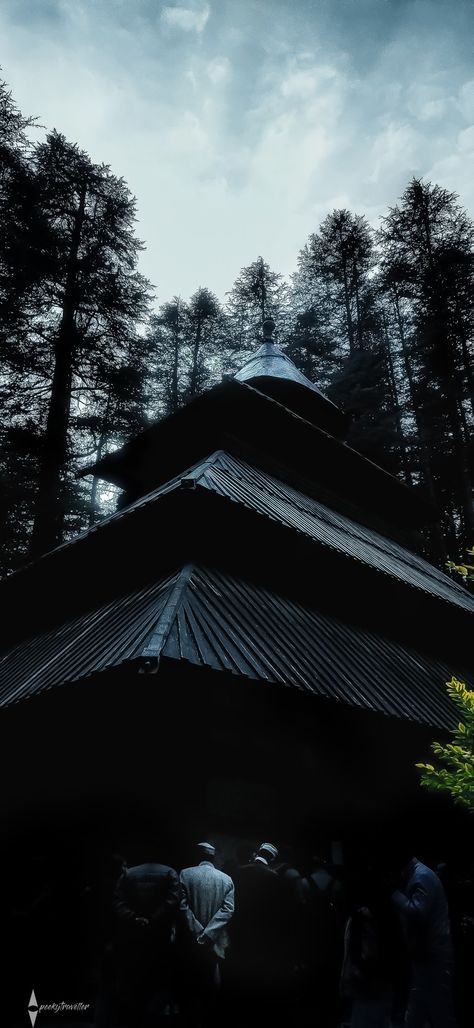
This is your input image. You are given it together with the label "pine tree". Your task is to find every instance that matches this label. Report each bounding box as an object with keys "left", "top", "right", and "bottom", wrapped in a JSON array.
[
  {"left": 186, "top": 287, "right": 224, "bottom": 399},
  {"left": 293, "top": 211, "right": 409, "bottom": 477},
  {"left": 25, "top": 132, "right": 152, "bottom": 557},
  {"left": 146, "top": 297, "right": 187, "bottom": 419},
  {"left": 378, "top": 179, "right": 474, "bottom": 552},
  {"left": 226, "top": 256, "right": 289, "bottom": 353}
]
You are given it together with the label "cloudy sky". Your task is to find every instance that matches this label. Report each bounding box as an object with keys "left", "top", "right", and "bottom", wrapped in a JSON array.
[{"left": 1, "top": 0, "right": 473, "bottom": 304}]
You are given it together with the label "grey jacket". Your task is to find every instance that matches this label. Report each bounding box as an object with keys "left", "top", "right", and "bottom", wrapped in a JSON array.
[
  {"left": 392, "top": 858, "right": 452, "bottom": 961},
  {"left": 179, "top": 861, "right": 234, "bottom": 959}
]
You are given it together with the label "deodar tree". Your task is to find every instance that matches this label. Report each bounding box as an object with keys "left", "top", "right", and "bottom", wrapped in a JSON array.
[
  {"left": 226, "top": 256, "right": 289, "bottom": 353},
  {"left": 292, "top": 210, "right": 408, "bottom": 477},
  {"left": 28, "top": 131, "right": 152, "bottom": 557},
  {"left": 378, "top": 179, "right": 474, "bottom": 553}
]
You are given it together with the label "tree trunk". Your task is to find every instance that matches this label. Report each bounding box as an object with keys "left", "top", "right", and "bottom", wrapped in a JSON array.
[
  {"left": 189, "top": 316, "right": 203, "bottom": 397},
  {"left": 89, "top": 394, "right": 111, "bottom": 527},
  {"left": 382, "top": 312, "right": 413, "bottom": 486},
  {"left": 453, "top": 286, "right": 474, "bottom": 419},
  {"left": 341, "top": 256, "right": 355, "bottom": 354},
  {"left": 391, "top": 291, "right": 447, "bottom": 563},
  {"left": 392, "top": 291, "right": 435, "bottom": 499},
  {"left": 30, "top": 179, "right": 87, "bottom": 557},
  {"left": 353, "top": 262, "right": 363, "bottom": 351},
  {"left": 171, "top": 299, "right": 180, "bottom": 414}
]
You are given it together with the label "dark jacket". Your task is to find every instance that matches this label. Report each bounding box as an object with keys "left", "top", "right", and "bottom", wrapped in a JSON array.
[
  {"left": 392, "top": 859, "right": 453, "bottom": 961},
  {"left": 340, "top": 902, "right": 402, "bottom": 1000},
  {"left": 230, "top": 860, "right": 290, "bottom": 984},
  {"left": 114, "top": 862, "right": 180, "bottom": 946}
]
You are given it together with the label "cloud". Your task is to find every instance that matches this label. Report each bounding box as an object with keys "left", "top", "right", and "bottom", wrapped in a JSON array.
[
  {"left": 161, "top": 4, "right": 210, "bottom": 34},
  {"left": 458, "top": 125, "right": 474, "bottom": 155},
  {"left": 368, "top": 122, "right": 420, "bottom": 184},
  {"left": 206, "top": 56, "right": 231, "bottom": 84},
  {"left": 280, "top": 65, "right": 338, "bottom": 100},
  {"left": 458, "top": 80, "right": 474, "bottom": 120},
  {"left": 165, "top": 111, "right": 209, "bottom": 154},
  {"left": 1, "top": 0, "right": 473, "bottom": 305}
]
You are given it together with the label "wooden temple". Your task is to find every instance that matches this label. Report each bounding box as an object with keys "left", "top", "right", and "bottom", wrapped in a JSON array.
[{"left": 1, "top": 318, "right": 473, "bottom": 864}]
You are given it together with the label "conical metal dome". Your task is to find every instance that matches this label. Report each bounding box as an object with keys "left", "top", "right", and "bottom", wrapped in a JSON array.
[{"left": 234, "top": 319, "right": 348, "bottom": 437}]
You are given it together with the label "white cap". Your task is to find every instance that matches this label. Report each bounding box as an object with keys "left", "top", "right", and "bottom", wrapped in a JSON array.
[
  {"left": 258, "top": 842, "right": 278, "bottom": 862},
  {"left": 197, "top": 841, "right": 216, "bottom": 857}
]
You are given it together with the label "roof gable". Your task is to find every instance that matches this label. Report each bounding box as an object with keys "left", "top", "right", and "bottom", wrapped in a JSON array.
[{"left": 0, "top": 562, "right": 467, "bottom": 729}]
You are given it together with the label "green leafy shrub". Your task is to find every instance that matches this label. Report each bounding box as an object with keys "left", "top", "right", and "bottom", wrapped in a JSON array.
[{"left": 416, "top": 678, "right": 474, "bottom": 813}]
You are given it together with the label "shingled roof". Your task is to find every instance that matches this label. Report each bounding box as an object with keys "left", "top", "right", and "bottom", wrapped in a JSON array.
[
  {"left": 41, "top": 450, "right": 474, "bottom": 617},
  {"left": 0, "top": 563, "right": 466, "bottom": 728}
]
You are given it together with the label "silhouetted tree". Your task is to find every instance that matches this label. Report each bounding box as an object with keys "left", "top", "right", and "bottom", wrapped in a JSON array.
[
  {"left": 187, "top": 287, "right": 222, "bottom": 398},
  {"left": 226, "top": 256, "right": 289, "bottom": 352},
  {"left": 293, "top": 211, "right": 410, "bottom": 477},
  {"left": 26, "top": 132, "right": 152, "bottom": 557},
  {"left": 378, "top": 179, "right": 474, "bottom": 552}
]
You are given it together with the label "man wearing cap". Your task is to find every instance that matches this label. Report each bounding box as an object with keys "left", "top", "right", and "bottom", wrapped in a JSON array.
[
  {"left": 178, "top": 842, "right": 234, "bottom": 1015},
  {"left": 229, "top": 842, "right": 291, "bottom": 1015}
]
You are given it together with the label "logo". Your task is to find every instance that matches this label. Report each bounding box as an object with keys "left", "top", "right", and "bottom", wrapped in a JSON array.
[
  {"left": 27, "top": 990, "right": 90, "bottom": 1023},
  {"left": 28, "top": 991, "right": 39, "bottom": 1027}
]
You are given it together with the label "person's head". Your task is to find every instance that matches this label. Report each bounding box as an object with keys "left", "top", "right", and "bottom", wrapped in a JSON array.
[
  {"left": 254, "top": 842, "right": 279, "bottom": 867},
  {"left": 195, "top": 841, "right": 216, "bottom": 864}
]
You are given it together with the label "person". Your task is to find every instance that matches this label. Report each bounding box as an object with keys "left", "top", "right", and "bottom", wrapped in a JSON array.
[
  {"left": 447, "top": 859, "right": 474, "bottom": 1028},
  {"left": 228, "top": 842, "right": 288, "bottom": 1018},
  {"left": 391, "top": 854, "right": 458, "bottom": 1028},
  {"left": 91, "top": 853, "right": 128, "bottom": 1027},
  {"left": 273, "top": 845, "right": 307, "bottom": 1004},
  {"left": 340, "top": 876, "right": 404, "bottom": 1028},
  {"left": 301, "top": 850, "right": 346, "bottom": 1026},
  {"left": 178, "top": 841, "right": 234, "bottom": 1018},
  {"left": 112, "top": 857, "right": 180, "bottom": 1026}
]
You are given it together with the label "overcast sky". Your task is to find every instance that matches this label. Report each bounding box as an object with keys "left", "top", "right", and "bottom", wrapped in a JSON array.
[{"left": 1, "top": 0, "right": 473, "bottom": 304}]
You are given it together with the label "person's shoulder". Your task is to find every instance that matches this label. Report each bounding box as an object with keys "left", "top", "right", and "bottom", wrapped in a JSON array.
[
  {"left": 413, "top": 861, "right": 438, "bottom": 883},
  {"left": 125, "top": 863, "right": 148, "bottom": 877},
  {"left": 214, "top": 868, "right": 234, "bottom": 886},
  {"left": 179, "top": 865, "right": 194, "bottom": 879},
  {"left": 133, "top": 862, "right": 178, "bottom": 877}
]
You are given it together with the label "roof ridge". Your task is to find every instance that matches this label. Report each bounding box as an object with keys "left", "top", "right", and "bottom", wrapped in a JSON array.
[
  {"left": 0, "top": 452, "right": 229, "bottom": 586},
  {"left": 140, "top": 564, "right": 195, "bottom": 660}
]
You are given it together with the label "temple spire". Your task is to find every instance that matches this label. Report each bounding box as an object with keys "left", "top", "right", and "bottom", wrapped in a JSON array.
[{"left": 233, "top": 318, "right": 348, "bottom": 437}]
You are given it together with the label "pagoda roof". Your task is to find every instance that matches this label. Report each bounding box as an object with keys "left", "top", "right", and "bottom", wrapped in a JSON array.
[
  {"left": 233, "top": 340, "right": 347, "bottom": 435},
  {"left": 0, "top": 563, "right": 467, "bottom": 729},
  {"left": 74, "top": 450, "right": 474, "bottom": 617},
  {"left": 2, "top": 450, "right": 473, "bottom": 670},
  {"left": 80, "top": 379, "right": 434, "bottom": 530}
]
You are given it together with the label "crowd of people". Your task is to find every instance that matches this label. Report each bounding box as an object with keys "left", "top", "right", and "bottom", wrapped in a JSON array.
[{"left": 86, "top": 839, "right": 471, "bottom": 1027}]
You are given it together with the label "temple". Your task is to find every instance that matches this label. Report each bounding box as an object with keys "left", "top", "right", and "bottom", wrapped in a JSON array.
[{"left": 1, "top": 318, "right": 473, "bottom": 860}]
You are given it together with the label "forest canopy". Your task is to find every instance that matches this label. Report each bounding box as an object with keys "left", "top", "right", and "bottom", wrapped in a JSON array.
[{"left": 1, "top": 78, "right": 473, "bottom": 575}]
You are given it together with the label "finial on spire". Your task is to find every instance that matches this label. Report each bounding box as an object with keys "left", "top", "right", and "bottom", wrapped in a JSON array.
[{"left": 262, "top": 318, "right": 275, "bottom": 341}]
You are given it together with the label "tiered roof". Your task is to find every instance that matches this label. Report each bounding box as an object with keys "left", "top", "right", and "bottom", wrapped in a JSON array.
[
  {"left": 1, "top": 324, "right": 472, "bottom": 728},
  {"left": 0, "top": 558, "right": 469, "bottom": 727}
]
